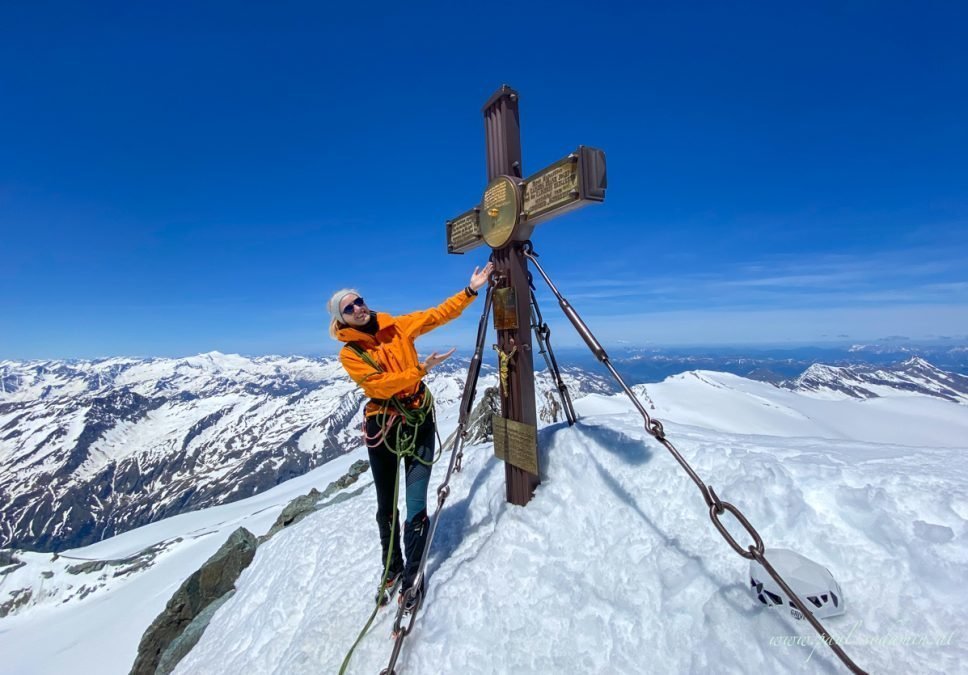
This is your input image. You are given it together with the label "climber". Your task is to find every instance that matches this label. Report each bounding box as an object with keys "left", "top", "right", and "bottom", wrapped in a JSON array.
[{"left": 327, "top": 261, "right": 493, "bottom": 600}]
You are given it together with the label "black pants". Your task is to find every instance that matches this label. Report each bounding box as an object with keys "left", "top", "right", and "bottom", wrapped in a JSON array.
[{"left": 366, "top": 414, "right": 435, "bottom": 588}]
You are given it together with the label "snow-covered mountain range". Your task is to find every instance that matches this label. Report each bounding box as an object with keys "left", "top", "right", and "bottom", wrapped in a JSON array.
[
  {"left": 0, "top": 353, "right": 363, "bottom": 553},
  {"left": 0, "top": 353, "right": 612, "bottom": 553},
  {"left": 1, "top": 359, "right": 966, "bottom": 674},
  {"left": 780, "top": 356, "right": 968, "bottom": 403}
]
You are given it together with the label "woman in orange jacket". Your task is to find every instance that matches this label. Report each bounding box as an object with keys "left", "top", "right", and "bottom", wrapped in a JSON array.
[{"left": 328, "top": 261, "right": 493, "bottom": 599}]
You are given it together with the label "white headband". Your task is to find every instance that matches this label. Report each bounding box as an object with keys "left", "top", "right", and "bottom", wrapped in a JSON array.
[{"left": 328, "top": 288, "right": 361, "bottom": 325}]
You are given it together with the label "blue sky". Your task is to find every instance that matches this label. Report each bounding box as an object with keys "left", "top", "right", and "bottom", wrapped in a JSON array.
[{"left": 2, "top": 1, "right": 966, "bottom": 359}]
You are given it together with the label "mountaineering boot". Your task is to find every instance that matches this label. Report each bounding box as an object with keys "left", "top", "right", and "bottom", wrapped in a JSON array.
[
  {"left": 401, "top": 509, "right": 429, "bottom": 609},
  {"left": 376, "top": 573, "right": 402, "bottom": 607},
  {"left": 377, "top": 512, "right": 404, "bottom": 581}
]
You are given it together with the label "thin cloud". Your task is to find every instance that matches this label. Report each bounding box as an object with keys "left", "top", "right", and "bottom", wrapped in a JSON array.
[{"left": 541, "top": 246, "right": 967, "bottom": 323}]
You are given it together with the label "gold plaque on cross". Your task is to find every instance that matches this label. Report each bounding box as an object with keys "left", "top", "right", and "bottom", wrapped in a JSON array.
[
  {"left": 492, "top": 286, "right": 518, "bottom": 330},
  {"left": 479, "top": 175, "right": 521, "bottom": 249},
  {"left": 492, "top": 414, "right": 539, "bottom": 475}
]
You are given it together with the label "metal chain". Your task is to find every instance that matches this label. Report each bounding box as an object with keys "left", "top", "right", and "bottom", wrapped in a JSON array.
[{"left": 522, "top": 242, "right": 867, "bottom": 675}]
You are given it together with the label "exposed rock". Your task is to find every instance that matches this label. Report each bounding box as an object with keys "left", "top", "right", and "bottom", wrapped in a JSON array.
[
  {"left": 0, "top": 550, "right": 23, "bottom": 567},
  {"left": 131, "top": 456, "right": 374, "bottom": 672},
  {"left": 320, "top": 459, "right": 369, "bottom": 498},
  {"left": 155, "top": 590, "right": 236, "bottom": 675},
  {"left": 260, "top": 459, "right": 370, "bottom": 543},
  {"left": 67, "top": 539, "right": 180, "bottom": 577},
  {"left": 0, "top": 588, "right": 32, "bottom": 618},
  {"left": 129, "top": 527, "right": 257, "bottom": 675},
  {"left": 67, "top": 560, "right": 108, "bottom": 575},
  {"left": 540, "top": 389, "right": 561, "bottom": 423},
  {"left": 0, "top": 561, "right": 26, "bottom": 576},
  {"left": 260, "top": 488, "right": 323, "bottom": 543},
  {"left": 1, "top": 550, "right": 26, "bottom": 577},
  {"left": 464, "top": 387, "right": 500, "bottom": 445}
]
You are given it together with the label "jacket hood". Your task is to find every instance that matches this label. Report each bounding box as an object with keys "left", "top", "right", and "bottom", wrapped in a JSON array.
[{"left": 334, "top": 312, "right": 396, "bottom": 346}]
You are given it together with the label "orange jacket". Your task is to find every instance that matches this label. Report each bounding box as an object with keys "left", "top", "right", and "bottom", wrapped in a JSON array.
[{"left": 335, "top": 289, "right": 476, "bottom": 415}]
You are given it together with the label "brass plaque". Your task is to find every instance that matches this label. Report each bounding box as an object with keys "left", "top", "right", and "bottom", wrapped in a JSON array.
[
  {"left": 480, "top": 175, "right": 520, "bottom": 248},
  {"left": 492, "top": 287, "right": 518, "bottom": 330},
  {"left": 523, "top": 156, "right": 579, "bottom": 222},
  {"left": 493, "top": 415, "right": 539, "bottom": 475},
  {"left": 520, "top": 147, "right": 607, "bottom": 228},
  {"left": 446, "top": 209, "right": 484, "bottom": 254}
]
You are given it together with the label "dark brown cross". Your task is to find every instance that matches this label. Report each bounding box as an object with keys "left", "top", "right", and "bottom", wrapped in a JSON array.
[{"left": 445, "top": 85, "right": 607, "bottom": 506}]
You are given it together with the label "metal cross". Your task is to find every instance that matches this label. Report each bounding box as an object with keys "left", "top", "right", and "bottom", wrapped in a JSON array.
[{"left": 445, "top": 85, "right": 607, "bottom": 506}]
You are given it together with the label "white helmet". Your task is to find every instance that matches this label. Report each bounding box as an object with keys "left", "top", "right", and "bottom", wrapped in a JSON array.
[{"left": 750, "top": 548, "right": 845, "bottom": 621}]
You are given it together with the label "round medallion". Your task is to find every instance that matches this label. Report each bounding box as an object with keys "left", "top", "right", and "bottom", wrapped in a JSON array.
[{"left": 479, "top": 175, "right": 521, "bottom": 249}]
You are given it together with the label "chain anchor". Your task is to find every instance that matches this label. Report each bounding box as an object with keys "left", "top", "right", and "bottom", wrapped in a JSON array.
[{"left": 522, "top": 243, "right": 868, "bottom": 675}]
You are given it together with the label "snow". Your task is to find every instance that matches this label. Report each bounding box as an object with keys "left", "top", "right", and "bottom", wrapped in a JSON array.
[
  {"left": 642, "top": 370, "right": 968, "bottom": 447},
  {"left": 2, "top": 370, "right": 968, "bottom": 674},
  {"left": 0, "top": 450, "right": 369, "bottom": 675}
]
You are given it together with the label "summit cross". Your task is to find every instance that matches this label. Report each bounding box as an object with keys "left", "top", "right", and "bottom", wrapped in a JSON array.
[{"left": 445, "top": 84, "right": 607, "bottom": 506}]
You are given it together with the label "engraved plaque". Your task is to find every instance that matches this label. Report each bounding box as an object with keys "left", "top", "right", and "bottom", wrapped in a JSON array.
[
  {"left": 523, "top": 156, "right": 579, "bottom": 222},
  {"left": 517, "top": 147, "right": 607, "bottom": 228},
  {"left": 492, "top": 287, "right": 518, "bottom": 330},
  {"left": 479, "top": 175, "right": 520, "bottom": 248},
  {"left": 446, "top": 209, "right": 484, "bottom": 254},
  {"left": 492, "top": 415, "right": 539, "bottom": 475}
]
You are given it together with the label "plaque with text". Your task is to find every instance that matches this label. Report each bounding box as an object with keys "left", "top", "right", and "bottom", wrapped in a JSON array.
[
  {"left": 493, "top": 415, "right": 539, "bottom": 475},
  {"left": 446, "top": 145, "right": 606, "bottom": 255},
  {"left": 446, "top": 209, "right": 484, "bottom": 254},
  {"left": 523, "top": 156, "right": 579, "bottom": 222},
  {"left": 480, "top": 175, "right": 521, "bottom": 248},
  {"left": 492, "top": 287, "right": 518, "bottom": 330},
  {"left": 520, "top": 146, "right": 607, "bottom": 228}
]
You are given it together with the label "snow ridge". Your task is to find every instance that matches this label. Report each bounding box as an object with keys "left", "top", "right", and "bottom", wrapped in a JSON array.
[{"left": 782, "top": 357, "right": 968, "bottom": 403}]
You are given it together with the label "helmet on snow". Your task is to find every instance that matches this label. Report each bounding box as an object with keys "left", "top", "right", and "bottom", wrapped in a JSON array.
[{"left": 750, "top": 548, "right": 845, "bottom": 621}]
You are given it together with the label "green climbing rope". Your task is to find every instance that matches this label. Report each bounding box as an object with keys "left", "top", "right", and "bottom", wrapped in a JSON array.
[{"left": 337, "top": 344, "right": 444, "bottom": 673}]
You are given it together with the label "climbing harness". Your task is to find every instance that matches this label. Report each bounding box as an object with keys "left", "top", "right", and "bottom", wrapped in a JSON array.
[{"left": 344, "top": 342, "right": 440, "bottom": 465}]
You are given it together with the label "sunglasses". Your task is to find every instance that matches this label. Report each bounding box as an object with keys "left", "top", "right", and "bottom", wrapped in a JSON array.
[{"left": 341, "top": 297, "right": 366, "bottom": 315}]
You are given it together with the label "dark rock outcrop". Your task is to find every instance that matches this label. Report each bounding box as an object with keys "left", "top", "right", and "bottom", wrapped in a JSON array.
[
  {"left": 464, "top": 387, "right": 500, "bottom": 445},
  {"left": 129, "top": 528, "right": 257, "bottom": 675},
  {"left": 155, "top": 591, "right": 236, "bottom": 675},
  {"left": 131, "top": 458, "right": 372, "bottom": 673},
  {"left": 260, "top": 459, "right": 370, "bottom": 542}
]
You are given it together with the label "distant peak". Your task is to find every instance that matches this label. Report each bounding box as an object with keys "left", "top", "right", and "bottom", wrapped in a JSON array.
[{"left": 900, "top": 356, "right": 934, "bottom": 369}]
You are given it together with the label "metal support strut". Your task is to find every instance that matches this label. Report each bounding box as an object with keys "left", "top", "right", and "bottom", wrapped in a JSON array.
[
  {"left": 529, "top": 282, "right": 576, "bottom": 425},
  {"left": 521, "top": 242, "right": 867, "bottom": 675}
]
